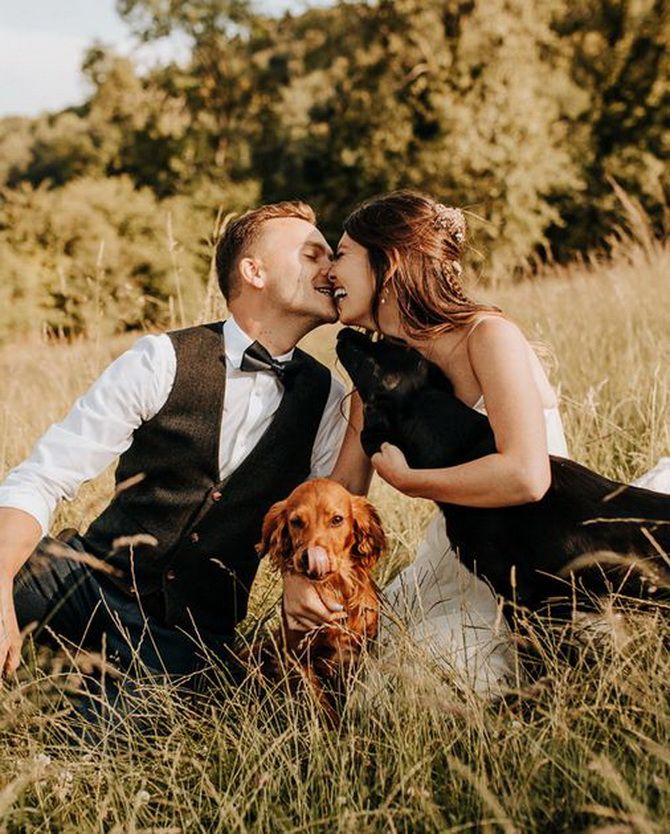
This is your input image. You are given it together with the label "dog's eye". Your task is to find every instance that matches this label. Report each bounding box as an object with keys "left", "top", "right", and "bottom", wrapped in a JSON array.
[
  {"left": 330, "top": 515, "right": 344, "bottom": 527},
  {"left": 289, "top": 517, "right": 305, "bottom": 528},
  {"left": 381, "top": 373, "right": 402, "bottom": 391}
]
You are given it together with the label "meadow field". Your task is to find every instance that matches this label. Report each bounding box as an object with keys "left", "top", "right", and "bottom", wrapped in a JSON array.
[{"left": 0, "top": 216, "right": 668, "bottom": 832}]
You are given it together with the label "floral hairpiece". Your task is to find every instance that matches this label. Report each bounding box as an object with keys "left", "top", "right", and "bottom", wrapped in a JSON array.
[{"left": 433, "top": 204, "right": 465, "bottom": 243}]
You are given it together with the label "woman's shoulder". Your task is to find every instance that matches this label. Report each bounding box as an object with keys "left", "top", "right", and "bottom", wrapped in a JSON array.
[
  {"left": 464, "top": 314, "right": 524, "bottom": 351},
  {"left": 464, "top": 315, "right": 559, "bottom": 409}
]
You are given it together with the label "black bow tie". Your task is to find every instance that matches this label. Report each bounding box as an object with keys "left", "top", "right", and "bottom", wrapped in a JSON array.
[{"left": 240, "top": 340, "right": 302, "bottom": 383}]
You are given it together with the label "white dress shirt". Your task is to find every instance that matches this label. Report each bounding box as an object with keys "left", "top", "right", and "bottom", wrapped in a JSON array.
[{"left": 0, "top": 317, "right": 347, "bottom": 537}]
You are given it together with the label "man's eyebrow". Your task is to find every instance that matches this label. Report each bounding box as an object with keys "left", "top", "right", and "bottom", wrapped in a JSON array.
[{"left": 303, "top": 241, "right": 333, "bottom": 257}]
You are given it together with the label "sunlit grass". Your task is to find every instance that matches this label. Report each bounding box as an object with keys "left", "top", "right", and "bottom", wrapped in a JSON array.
[{"left": 0, "top": 220, "right": 668, "bottom": 831}]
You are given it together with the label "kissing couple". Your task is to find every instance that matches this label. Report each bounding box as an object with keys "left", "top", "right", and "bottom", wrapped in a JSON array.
[{"left": 1, "top": 191, "right": 668, "bottom": 704}]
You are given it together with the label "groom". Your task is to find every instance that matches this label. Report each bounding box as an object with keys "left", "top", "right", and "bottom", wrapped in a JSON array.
[{"left": 0, "top": 200, "right": 351, "bottom": 685}]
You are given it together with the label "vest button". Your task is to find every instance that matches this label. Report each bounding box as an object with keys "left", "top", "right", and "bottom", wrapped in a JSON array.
[
  {"left": 190, "top": 532, "right": 200, "bottom": 543},
  {"left": 165, "top": 569, "right": 176, "bottom": 581},
  {"left": 212, "top": 490, "right": 222, "bottom": 501}
]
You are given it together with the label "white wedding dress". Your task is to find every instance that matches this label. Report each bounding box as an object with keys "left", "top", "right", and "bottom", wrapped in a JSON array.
[{"left": 378, "top": 398, "right": 670, "bottom": 698}]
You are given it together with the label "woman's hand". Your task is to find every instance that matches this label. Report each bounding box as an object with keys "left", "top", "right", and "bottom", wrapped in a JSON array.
[{"left": 371, "top": 443, "right": 416, "bottom": 494}]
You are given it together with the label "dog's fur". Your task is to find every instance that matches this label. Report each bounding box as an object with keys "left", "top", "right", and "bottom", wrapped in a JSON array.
[
  {"left": 251, "top": 478, "right": 385, "bottom": 717},
  {"left": 336, "top": 327, "right": 670, "bottom": 616}
]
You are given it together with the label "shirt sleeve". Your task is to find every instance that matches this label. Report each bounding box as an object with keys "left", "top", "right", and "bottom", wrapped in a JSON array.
[
  {"left": 0, "top": 333, "right": 175, "bottom": 537},
  {"left": 309, "top": 372, "right": 348, "bottom": 479}
]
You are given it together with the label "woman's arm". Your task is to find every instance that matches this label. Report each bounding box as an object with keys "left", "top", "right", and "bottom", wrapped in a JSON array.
[
  {"left": 371, "top": 318, "right": 551, "bottom": 507},
  {"left": 329, "top": 392, "right": 373, "bottom": 495}
]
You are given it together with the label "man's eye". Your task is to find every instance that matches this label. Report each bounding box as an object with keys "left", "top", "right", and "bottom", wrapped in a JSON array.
[{"left": 331, "top": 515, "right": 344, "bottom": 527}]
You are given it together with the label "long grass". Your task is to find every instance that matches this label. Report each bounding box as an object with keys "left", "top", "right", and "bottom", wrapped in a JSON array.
[{"left": 0, "top": 219, "right": 668, "bottom": 832}]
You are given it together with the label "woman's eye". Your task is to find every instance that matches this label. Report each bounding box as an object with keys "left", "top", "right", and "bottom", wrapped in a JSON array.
[{"left": 331, "top": 515, "right": 344, "bottom": 527}]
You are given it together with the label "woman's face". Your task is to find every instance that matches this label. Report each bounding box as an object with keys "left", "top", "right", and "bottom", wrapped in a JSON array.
[{"left": 329, "top": 233, "right": 378, "bottom": 329}]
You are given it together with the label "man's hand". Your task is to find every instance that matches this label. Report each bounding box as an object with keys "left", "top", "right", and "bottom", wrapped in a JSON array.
[
  {"left": 282, "top": 572, "right": 347, "bottom": 632},
  {"left": 0, "top": 585, "right": 22, "bottom": 678}
]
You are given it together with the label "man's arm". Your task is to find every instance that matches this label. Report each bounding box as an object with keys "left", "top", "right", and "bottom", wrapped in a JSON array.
[
  {"left": 284, "top": 382, "right": 371, "bottom": 631},
  {"left": 0, "top": 333, "right": 175, "bottom": 676},
  {"left": 329, "top": 392, "right": 372, "bottom": 495},
  {"left": 0, "top": 508, "right": 42, "bottom": 676}
]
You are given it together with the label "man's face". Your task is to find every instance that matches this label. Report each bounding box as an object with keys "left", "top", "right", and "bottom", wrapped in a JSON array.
[{"left": 253, "top": 218, "right": 337, "bottom": 324}]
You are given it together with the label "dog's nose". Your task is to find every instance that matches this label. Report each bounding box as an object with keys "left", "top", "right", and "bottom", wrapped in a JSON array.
[{"left": 302, "top": 545, "right": 331, "bottom": 579}]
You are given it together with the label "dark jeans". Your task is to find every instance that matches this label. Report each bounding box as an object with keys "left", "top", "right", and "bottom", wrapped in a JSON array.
[{"left": 14, "top": 537, "right": 234, "bottom": 702}]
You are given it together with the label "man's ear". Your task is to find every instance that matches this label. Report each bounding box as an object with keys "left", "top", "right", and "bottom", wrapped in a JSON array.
[
  {"left": 239, "top": 256, "right": 265, "bottom": 289},
  {"left": 256, "top": 500, "right": 292, "bottom": 572},
  {"left": 351, "top": 496, "right": 386, "bottom": 570}
]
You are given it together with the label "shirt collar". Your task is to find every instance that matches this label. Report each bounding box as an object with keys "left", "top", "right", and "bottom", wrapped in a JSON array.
[{"left": 222, "top": 316, "right": 295, "bottom": 370}]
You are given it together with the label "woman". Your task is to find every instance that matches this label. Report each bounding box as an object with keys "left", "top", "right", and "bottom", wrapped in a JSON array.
[
  {"left": 338, "top": 190, "right": 571, "bottom": 694},
  {"left": 284, "top": 190, "right": 666, "bottom": 695}
]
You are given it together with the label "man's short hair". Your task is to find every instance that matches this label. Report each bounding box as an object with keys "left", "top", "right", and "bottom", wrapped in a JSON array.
[{"left": 215, "top": 201, "right": 317, "bottom": 301}]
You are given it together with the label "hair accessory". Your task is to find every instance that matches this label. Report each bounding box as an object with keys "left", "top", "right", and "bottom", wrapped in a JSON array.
[{"left": 433, "top": 204, "right": 466, "bottom": 243}]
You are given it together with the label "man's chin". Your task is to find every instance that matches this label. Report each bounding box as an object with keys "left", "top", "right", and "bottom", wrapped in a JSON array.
[
  {"left": 320, "top": 301, "right": 339, "bottom": 324},
  {"left": 336, "top": 307, "right": 365, "bottom": 328},
  {"left": 310, "top": 303, "right": 339, "bottom": 326}
]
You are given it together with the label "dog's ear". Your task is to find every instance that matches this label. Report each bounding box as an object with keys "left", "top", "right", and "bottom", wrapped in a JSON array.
[
  {"left": 360, "top": 403, "right": 392, "bottom": 458},
  {"left": 256, "top": 500, "right": 292, "bottom": 573},
  {"left": 351, "top": 496, "right": 386, "bottom": 570}
]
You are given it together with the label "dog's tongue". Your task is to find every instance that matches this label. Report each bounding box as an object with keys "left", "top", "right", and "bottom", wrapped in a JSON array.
[{"left": 307, "top": 546, "right": 330, "bottom": 578}]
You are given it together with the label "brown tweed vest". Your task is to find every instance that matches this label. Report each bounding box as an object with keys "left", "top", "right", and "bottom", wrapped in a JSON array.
[{"left": 83, "top": 322, "right": 332, "bottom": 635}]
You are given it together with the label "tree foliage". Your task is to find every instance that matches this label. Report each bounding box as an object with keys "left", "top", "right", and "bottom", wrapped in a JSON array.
[{"left": 0, "top": 0, "right": 667, "bottom": 339}]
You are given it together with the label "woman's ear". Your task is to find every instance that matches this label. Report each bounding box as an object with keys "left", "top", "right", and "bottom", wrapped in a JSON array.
[
  {"left": 351, "top": 496, "right": 386, "bottom": 570},
  {"left": 384, "top": 248, "right": 401, "bottom": 282},
  {"left": 256, "top": 500, "right": 292, "bottom": 572}
]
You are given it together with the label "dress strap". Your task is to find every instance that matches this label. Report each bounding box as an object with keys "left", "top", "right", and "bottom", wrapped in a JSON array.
[{"left": 464, "top": 315, "right": 501, "bottom": 346}]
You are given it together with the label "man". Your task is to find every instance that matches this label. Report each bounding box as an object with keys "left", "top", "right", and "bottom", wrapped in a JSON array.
[{"left": 0, "top": 200, "right": 355, "bottom": 687}]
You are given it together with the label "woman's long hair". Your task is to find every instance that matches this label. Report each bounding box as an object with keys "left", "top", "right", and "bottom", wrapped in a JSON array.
[{"left": 343, "top": 190, "right": 501, "bottom": 339}]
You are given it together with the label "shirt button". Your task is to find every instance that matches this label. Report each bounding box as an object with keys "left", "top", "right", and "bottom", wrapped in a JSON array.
[
  {"left": 190, "top": 532, "right": 200, "bottom": 543},
  {"left": 165, "top": 569, "right": 176, "bottom": 581},
  {"left": 212, "top": 490, "right": 222, "bottom": 502}
]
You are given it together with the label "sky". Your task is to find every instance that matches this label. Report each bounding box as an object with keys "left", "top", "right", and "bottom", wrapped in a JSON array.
[{"left": 0, "top": 0, "right": 324, "bottom": 117}]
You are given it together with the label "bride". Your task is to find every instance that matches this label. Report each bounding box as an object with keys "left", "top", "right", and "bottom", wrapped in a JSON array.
[{"left": 283, "top": 189, "right": 669, "bottom": 695}]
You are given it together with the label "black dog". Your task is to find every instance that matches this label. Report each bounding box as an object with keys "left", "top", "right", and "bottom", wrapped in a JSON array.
[{"left": 336, "top": 327, "right": 670, "bottom": 615}]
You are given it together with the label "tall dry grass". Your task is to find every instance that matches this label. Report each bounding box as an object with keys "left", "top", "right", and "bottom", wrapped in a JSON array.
[{"left": 0, "top": 217, "right": 668, "bottom": 832}]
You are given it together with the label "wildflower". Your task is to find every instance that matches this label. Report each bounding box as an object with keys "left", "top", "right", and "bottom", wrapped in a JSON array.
[
  {"left": 55, "top": 769, "right": 74, "bottom": 801},
  {"left": 34, "top": 753, "right": 52, "bottom": 770}
]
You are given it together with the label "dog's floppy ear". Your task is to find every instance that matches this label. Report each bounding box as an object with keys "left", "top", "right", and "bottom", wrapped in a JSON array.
[
  {"left": 256, "top": 500, "right": 292, "bottom": 573},
  {"left": 351, "top": 496, "right": 386, "bottom": 570}
]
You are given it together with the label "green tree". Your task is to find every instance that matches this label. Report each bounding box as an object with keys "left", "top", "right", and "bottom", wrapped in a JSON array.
[
  {"left": 0, "top": 177, "right": 211, "bottom": 339},
  {"left": 253, "top": 0, "right": 585, "bottom": 278},
  {"left": 551, "top": 0, "right": 670, "bottom": 255}
]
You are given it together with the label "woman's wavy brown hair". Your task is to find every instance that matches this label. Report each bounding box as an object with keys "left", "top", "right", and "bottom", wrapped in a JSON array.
[{"left": 343, "top": 190, "right": 500, "bottom": 339}]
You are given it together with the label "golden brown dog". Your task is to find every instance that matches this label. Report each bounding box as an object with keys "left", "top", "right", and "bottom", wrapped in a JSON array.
[{"left": 253, "top": 478, "right": 386, "bottom": 718}]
